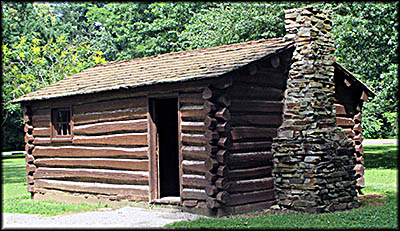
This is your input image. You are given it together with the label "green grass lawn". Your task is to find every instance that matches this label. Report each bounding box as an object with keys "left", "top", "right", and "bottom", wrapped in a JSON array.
[
  {"left": 2, "top": 142, "right": 398, "bottom": 227},
  {"left": 2, "top": 157, "right": 105, "bottom": 216},
  {"left": 166, "top": 143, "right": 398, "bottom": 229}
]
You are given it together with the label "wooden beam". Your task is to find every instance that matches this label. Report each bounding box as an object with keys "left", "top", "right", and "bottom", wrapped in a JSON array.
[
  {"left": 35, "top": 179, "right": 149, "bottom": 196},
  {"left": 32, "top": 146, "right": 148, "bottom": 159},
  {"left": 33, "top": 158, "right": 149, "bottom": 171},
  {"left": 73, "top": 133, "right": 148, "bottom": 146},
  {"left": 34, "top": 167, "right": 149, "bottom": 185},
  {"left": 73, "top": 119, "right": 147, "bottom": 135}
]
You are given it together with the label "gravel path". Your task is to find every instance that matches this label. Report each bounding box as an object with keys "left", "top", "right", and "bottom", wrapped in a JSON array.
[
  {"left": 2, "top": 206, "right": 206, "bottom": 229},
  {"left": 363, "top": 139, "right": 397, "bottom": 145}
]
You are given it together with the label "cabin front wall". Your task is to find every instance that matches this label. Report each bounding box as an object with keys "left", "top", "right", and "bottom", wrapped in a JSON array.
[{"left": 22, "top": 80, "right": 210, "bottom": 207}]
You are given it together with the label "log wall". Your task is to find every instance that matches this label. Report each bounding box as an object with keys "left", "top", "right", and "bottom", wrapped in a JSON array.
[
  {"left": 25, "top": 96, "right": 150, "bottom": 203},
  {"left": 179, "top": 91, "right": 209, "bottom": 210},
  {"left": 202, "top": 49, "right": 292, "bottom": 216},
  {"left": 334, "top": 68, "right": 368, "bottom": 192}
]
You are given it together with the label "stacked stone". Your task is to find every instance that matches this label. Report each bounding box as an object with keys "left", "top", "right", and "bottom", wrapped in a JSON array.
[{"left": 272, "top": 6, "right": 359, "bottom": 213}]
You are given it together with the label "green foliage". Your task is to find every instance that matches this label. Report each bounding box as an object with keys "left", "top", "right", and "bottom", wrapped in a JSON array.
[{"left": 1, "top": 2, "right": 398, "bottom": 150}]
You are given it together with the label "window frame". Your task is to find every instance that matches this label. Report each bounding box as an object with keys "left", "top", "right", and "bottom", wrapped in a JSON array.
[{"left": 50, "top": 106, "right": 73, "bottom": 142}]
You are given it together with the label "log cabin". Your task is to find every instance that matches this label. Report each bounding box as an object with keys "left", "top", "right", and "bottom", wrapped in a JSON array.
[{"left": 13, "top": 6, "right": 375, "bottom": 216}]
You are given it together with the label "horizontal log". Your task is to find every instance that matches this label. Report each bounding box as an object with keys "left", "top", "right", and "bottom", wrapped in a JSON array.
[
  {"left": 356, "top": 156, "right": 364, "bottom": 165},
  {"left": 33, "top": 158, "right": 148, "bottom": 171},
  {"left": 205, "top": 185, "right": 219, "bottom": 197},
  {"left": 73, "top": 119, "right": 147, "bottom": 135},
  {"left": 24, "top": 124, "right": 33, "bottom": 133},
  {"left": 204, "top": 116, "right": 217, "bottom": 129},
  {"left": 25, "top": 143, "right": 34, "bottom": 153},
  {"left": 205, "top": 171, "right": 218, "bottom": 183},
  {"left": 216, "top": 95, "right": 231, "bottom": 107},
  {"left": 233, "top": 72, "right": 287, "bottom": 89},
  {"left": 26, "top": 164, "right": 37, "bottom": 174},
  {"left": 205, "top": 130, "right": 220, "bottom": 143},
  {"left": 216, "top": 150, "right": 229, "bottom": 164},
  {"left": 32, "top": 115, "right": 50, "bottom": 124},
  {"left": 356, "top": 176, "right": 365, "bottom": 187},
  {"left": 354, "top": 164, "right": 364, "bottom": 176},
  {"left": 32, "top": 127, "right": 51, "bottom": 137},
  {"left": 181, "top": 133, "right": 206, "bottom": 145},
  {"left": 32, "top": 146, "right": 148, "bottom": 159},
  {"left": 25, "top": 134, "right": 34, "bottom": 143},
  {"left": 218, "top": 137, "right": 232, "bottom": 148},
  {"left": 34, "top": 179, "right": 149, "bottom": 196},
  {"left": 181, "top": 121, "right": 205, "bottom": 132},
  {"left": 180, "top": 105, "right": 204, "bottom": 120},
  {"left": 182, "top": 160, "right": 206, "bottom": 175},
  {"left": 181, "top": 146, "right": 207, "bottom": 161},
  {"left": 230, "top": 100, "right": 283, "bottom": 113},
  {"left": 216, "top": 191, "right": 230, "bottom": 204},
  {"left": 355, "top": 144, "right": 364, "bottom": 154},
  {"left": 215, "top": 177, "right": 230, "bottom": 190},
  {"left": 227, "top": 189, "right": 276, "bottom": 206},
  {"left": 205, "top": 143, "right": 218, "bottom": 156},
  {"left": 229, "top": 141, "right": 273, "bottom": 152},
  {"left": 27, "top": 175, "right": 34, "bottom": 184},
  {"left": 73, "top": 97, "right": 146, "bottom": 115},
  {"left": 211, "top": 76, "right": 233, "bottom": 90},
  {"left": 336, "top": 117, "right": 355, "bottom": 127},
  {"left": 205, "top": 158, "right": 219, "bottom": 172},
  {"left": 182, "top": 174, "right": 207, "bottom": 189},
  {"left": 181, "top": 188, "right": 207, "bottom": 200},
  {"left": 353, "top": 112, "right": 362, "bottom": 122},
  {"left": 218, "top": 166, "right": 273, "bottom": 180},
  {"left": 182, "top": 200, "right": 198, "bottom": 207},
  {"left": 353, "top": 123, "right": 362, "bottom": 132},
  {"left": 33, "top": 137, "right": 51, "bottom": 144},
  {"left": 343, "top": 129, "right": 355, "bottom": 137},
  {"left": 203, "top": 101, "right": 217, "bottom": 114},
  {"left": 217, "top": 200, "right": 276, "bottom": 217},
  {"left": 202, "top": 87, "right": 224, "bottom": 100},
  {"left": 179, "top": 92, "right": 204, "bottom": 105},
  {"left": 230, "top": 127, "right": 277, "bottom": 140},
  {"left": 353, "top": 134, "right": 363, "bottom": 144},
  {"left": 228, "top": 152, "right": 273, "bottom": 168},
  {"left": 216, "top": 122, "right": 231, "bottom": 133},
  {"left": 226, "top": 177, "right": 274, "bottom": 193},
  {"left": 25, "top": 154, "right": 35, "bottom": 163},
  {"left": 73, "top": 133, "right": 147, "bottom": 146},
  {"left": 215, "top": 108, "right": 231, "bottom": 121},
  {"left": 34, "top": 167, "right": 149, "bottom": 185},
  {"left": 27, "top": 184, "right": 34, "bottom": 192},
  {"left": 74, "top": 108, "right": 147, "bottom": 125},
  {"left": 228, "top": 85, "right": 283, "bottom": 101},
  {"left": 206, "top": 197, "right": 221, "bottom": 209},
  {"left": 230, "top": 114, "right": 282, "bottom": 126},
  {"left": 334, "top": 104, "right": 346, "bottom": 116}
]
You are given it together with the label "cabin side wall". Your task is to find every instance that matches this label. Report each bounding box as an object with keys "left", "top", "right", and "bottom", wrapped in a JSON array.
[
  {"left": 334, "top": 68, "right": 368, "bottom": 190},
  {"left": 22, "top": 81, "right": 211, "bottom": 206},
  {"left": 201, "top": 49, "right": 293, "bottom": 216}
]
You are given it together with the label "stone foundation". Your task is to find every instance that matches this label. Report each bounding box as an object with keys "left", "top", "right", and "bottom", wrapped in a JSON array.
[{"left": 271, "top": 6, "right": 359, "bottom": 213}]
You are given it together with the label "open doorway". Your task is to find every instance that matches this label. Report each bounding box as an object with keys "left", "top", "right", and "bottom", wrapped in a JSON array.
[{"left": 149, "top": 98, "right": 180, "bottom": 200}]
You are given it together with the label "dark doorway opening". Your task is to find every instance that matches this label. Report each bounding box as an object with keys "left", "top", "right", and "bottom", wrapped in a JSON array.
[{"left": 152, "top": 98, "right": 180, "bottom": 198}]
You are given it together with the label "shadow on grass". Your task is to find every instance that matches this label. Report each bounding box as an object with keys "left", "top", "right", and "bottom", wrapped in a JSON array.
[
  {"left": 2, "top": 167, "right": 26, "bottom": 184},
  {"left": 364, "top": 145, "right": 398, "bottom": 169}
]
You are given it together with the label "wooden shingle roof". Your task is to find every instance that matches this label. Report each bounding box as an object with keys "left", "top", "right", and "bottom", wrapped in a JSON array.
[{"left": 13, "top": 38, "right": 293, "bottom": 103}]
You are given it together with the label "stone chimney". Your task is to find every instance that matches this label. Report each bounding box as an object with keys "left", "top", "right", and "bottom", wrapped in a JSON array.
[{"left": 271, "top": 6, "right": 359, "bottom": 213}]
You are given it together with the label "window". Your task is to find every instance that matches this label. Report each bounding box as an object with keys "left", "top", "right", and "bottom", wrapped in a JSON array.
[{"left": 51, "top": 108, "right": 72, "bottom": 139}]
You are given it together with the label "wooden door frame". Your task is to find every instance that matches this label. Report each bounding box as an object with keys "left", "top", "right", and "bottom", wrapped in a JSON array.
[{"left": 147, "top": 93, "right": 181, "bottom": 202}]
